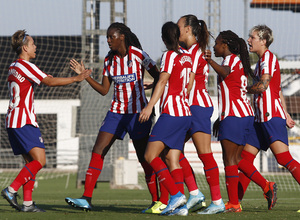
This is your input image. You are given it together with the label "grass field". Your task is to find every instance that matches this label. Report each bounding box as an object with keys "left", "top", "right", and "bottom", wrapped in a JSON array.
[{"left": 1, "top": 173, "right": 300, "bottom": 220}]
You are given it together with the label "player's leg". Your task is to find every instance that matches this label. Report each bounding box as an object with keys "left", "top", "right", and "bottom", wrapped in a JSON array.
[
  {"left": 193, "top": 131, "right": 225, "bottom": 214},
  {"left": 65, "top": 131, "right": 117, "bottom": 211},
  {"left": 271, "top": 142, "right": 300, "bottom": 184},
  {"left": 221, "top": 139, "right": 242, "bottom": 213},
  {"left": 238, "top": 146, "right": 258, "bottom": 201},
  {"left": 2, "top": 126, "right": 45, "bottom": 211}
]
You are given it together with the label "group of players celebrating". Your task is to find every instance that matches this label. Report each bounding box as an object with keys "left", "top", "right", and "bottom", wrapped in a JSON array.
[{"left": 1, "top": 13, "right": 299, "bottom": 216}]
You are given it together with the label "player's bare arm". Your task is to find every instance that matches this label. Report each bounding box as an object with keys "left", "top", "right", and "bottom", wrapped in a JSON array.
[
  {"left": 204, "top": 50, "right": 230, "bottom": 78},
  {"left": 247, "top": 74, "right": 271, "bottom": 94}
]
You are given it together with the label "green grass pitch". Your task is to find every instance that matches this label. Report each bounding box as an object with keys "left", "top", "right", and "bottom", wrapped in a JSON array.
[{"left": 1, "top": 173, "right": 300, "bottom": 220}]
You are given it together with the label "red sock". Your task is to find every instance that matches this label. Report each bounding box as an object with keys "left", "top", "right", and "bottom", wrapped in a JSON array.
[
  {"left": 23, "top": 176, "right": 35, "bottom": 202},
  {"left": 179, "top": 153, "right": 198, "bottom": 192},
  {"left": 238, "top": 150, "right": 255, "bottom": 200},
  {"left": 199, "top": 153, "right": 221, "bottom": 201},
  {"left": 10, "top": 160, "right": 42, "bottom": 191},
  {"left": 238, "top": 159, "right": 267, "bottom": 190},
  {"left": 159, "top": 180, "right": 169, "bottom": 205},
  {"left": 225, "top": 165, "right": 239, "bottom": 205},
  {"left": 141, "top": 161, "right": 158, "bottom": 202},
  {"left": 83, "top": 152, "right": 104, "bottom": 198},
  {"left": 275, "top": 151, "right": 300, "bottom": 184},
  {"left": 149, "top": 157, "right": 179, "bottom": 196},
  {"left": 170, "top": 168, "right": 184, "bottom": 194}
]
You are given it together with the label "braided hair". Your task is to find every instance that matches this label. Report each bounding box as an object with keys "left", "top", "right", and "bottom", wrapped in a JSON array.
[
  {"left": 180, "top": 14, "right": 210, "bottom": 52},
  {"left": 107, "top": 22, "right": 142, "bottom": 65},
  {"left": 219, "top": 30, "right": 254, "bottom": 78},
  {"left": 161, "top": 21, "right": 181, "bottom": 54}
]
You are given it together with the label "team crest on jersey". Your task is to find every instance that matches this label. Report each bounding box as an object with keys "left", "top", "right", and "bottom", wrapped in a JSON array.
[
  {"left": 127, "top": 60, "right": 133, "bottom": 68},
  {"left": 39, "top": 136, "right": 44, "bottom": 143}
]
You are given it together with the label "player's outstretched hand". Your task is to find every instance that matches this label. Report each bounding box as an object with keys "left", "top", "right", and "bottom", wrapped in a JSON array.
[
  {"left": 76, "top": 69, "right": 92, "bottom": 82},
  {"left": 70, "top": 59, "right": 85, "bottom": 75}
]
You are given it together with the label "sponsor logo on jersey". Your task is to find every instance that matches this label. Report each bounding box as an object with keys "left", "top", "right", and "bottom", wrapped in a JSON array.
[{"left": 111, "top": 73, "right": 137, "bottom": 84}]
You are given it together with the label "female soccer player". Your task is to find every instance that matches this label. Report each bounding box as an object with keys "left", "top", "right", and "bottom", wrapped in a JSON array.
[
  {"left": 64, "top": 22, "right": 159, "bottom": 211},
  {"left": 205, "top": 30, "right": 277, "bottom": 212},
  {"left": 177, "top": 14, "right": 225, "bottom": 214},
  {"left": 238, "top": 25, "right": 300, "bottom": 204},
  {"left": 1, "top": 30, "right": 91, "bottom": 212},
  {"left": 139, "top": 21, "right": 193, "bottom": 216}
]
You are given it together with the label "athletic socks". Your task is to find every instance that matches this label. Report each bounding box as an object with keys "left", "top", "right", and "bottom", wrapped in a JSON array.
[
  {"left": 225, "top": 165, "right": 239, "bottom": 205},
  {"left": 275, "top": 151, "right": 300, "bottom": 184},
  {"left": 83, "top": 152, "right": 104, "bottom": 198},
  {"left": 179, "top": 153, "right": 198, "bottom": 192},
  {"left": 10, "top": 160, "right": 42, "bottom": 191},
  {"left": 199, "top": 153, "right": 222, "bottom": 201},
  {"left": 158, "top": 179, "right": 169, "bottom": 205},
  {"left": 238, "top": 150, "right": 255, "bottom": 201},
  {"left": 170, "top": 168, "right": 184, "bottom": 194},
  {"left": 238, "top": 158, "right": 267, "bottom": 190},
  {"left": 149, "top": 157, "right": 179, "bottom": 196},
  {"left": 141, "top": 161, "right": 159, "bottom": 202},
  {"left": 23, "top": 176, "right": 35, "bottom": 202}
]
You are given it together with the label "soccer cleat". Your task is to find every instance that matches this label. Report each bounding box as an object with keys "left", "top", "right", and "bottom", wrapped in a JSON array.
[
  {"left": 165, "top": 204, "right": 188, "bottom": 216},
  {"left": 65, "top": 197, "right": 92, "bottom": 211},
  {"left": 144, "top": 201, "right": 167, "bottom": 214},
  {"left": 1, "top": 187, "right": 21, "bottom": 211},
  {"left": 263, "top": 181, "right": 277, "bottom": 210},
  {"left": 198, "top": 200, "right": 225, "bottom": 214},
  {"left": 224, "top": 202, "right": 242, "bottom": 213},
  {"left": 21, "top": 202, "right": 45, "bottom": 212},
  {"left": 141, "top": 201, "right": 156, "bottom": 213},
  {"left": 160, "top": 192, "right": 186, "bottom": 215},
  {"left": 186, "top": 191, "right": 206, "bottom": 212}
]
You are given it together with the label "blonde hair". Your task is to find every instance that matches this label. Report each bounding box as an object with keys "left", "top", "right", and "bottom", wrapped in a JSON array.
[
  {"left": 11, "top": 30, "right": 29, "bottom": 55},
  {"left": 250, "top": 25, "right": 273, "bottom": 48}
]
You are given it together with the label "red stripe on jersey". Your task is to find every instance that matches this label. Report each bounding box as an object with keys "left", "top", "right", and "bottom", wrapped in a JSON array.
[
  {"left": 188, "top": 44, "right": 213, "bottom": 107},
  {"left": 218, "top": 54, "right": 254, "bottom": 120}
]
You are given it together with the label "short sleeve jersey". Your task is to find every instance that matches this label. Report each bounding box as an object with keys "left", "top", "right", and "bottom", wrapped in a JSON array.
[
  {"left": 253, "top": 50, "right": 286, "bottom": 122},
  {"left": 218, "top": 54, "right": 254, "bottom": 121},
  {"left": 6, "top": 59, "right": 48, "bottom": 128},
  {"left": 102, "top": 46, "right": 156, "bottom": 114},
  {"left": 159, "top": 50, "right": 192, "bottom": 117},
  {"left": 187, "top": 43, "right": 213, "bottom": 107}
]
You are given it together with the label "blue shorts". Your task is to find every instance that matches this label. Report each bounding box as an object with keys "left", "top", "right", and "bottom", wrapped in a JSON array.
[
  {"left": 149, "top": 114, "right": 192, "bottom": 150},
  {"left": 253, "top": 117, "right": 288, "bottom": 151},
  {"left": 7, "top": 125, "right": 45, "bottom": 155},
  {"left": 100, "top": 111, "right": 152, "bottom": 140},
  {"left": 188, "top": 106, "right": 213, "bottom": 135},
  {"left": 218, "top": 116, "right": 255, "bottom": 146}
]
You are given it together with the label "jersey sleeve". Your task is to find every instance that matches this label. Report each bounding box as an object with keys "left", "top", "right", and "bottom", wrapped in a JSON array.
[
  {"left": 260, "top": 51, "right": 276, "bottom": 77},
  {"left": 20, "top": 60, "right": 48, "bottom": 85},
  {"left": 160, "top": 51, "right": 176, "bottom": 74}
]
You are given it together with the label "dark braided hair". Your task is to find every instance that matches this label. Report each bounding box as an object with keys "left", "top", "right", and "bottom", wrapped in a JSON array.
[
  {"left": 107, "top": 22, "right": 142, "bottom": 65},
  {"left": 219, "top": 30, "right": 255, "bottom": 79},
  {"left": 161, "top": 21, "right": 181, "bottom": 54},
  {"left": 180, "top": 14, "right": 210, "bottom": 52}
]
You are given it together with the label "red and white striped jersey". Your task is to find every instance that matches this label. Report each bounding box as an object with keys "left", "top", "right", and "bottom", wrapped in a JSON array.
[
  {"left": 159, "top": 50, "right": 192, "bottom": 117},
  {"left": 103, "top": 46, "right": 156, "bottom": 114},
  {"left": 6, "top": 59, "right": 48, "bottom": 128},
  {"left": 253, "top": 50, "right": 286, "bottom": 122},
  {"left": 187, "top": 43, "right": 213, "bottom": 107},
  {"left": 218, "top": 54, "right": 254, "bottom": 121}
]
